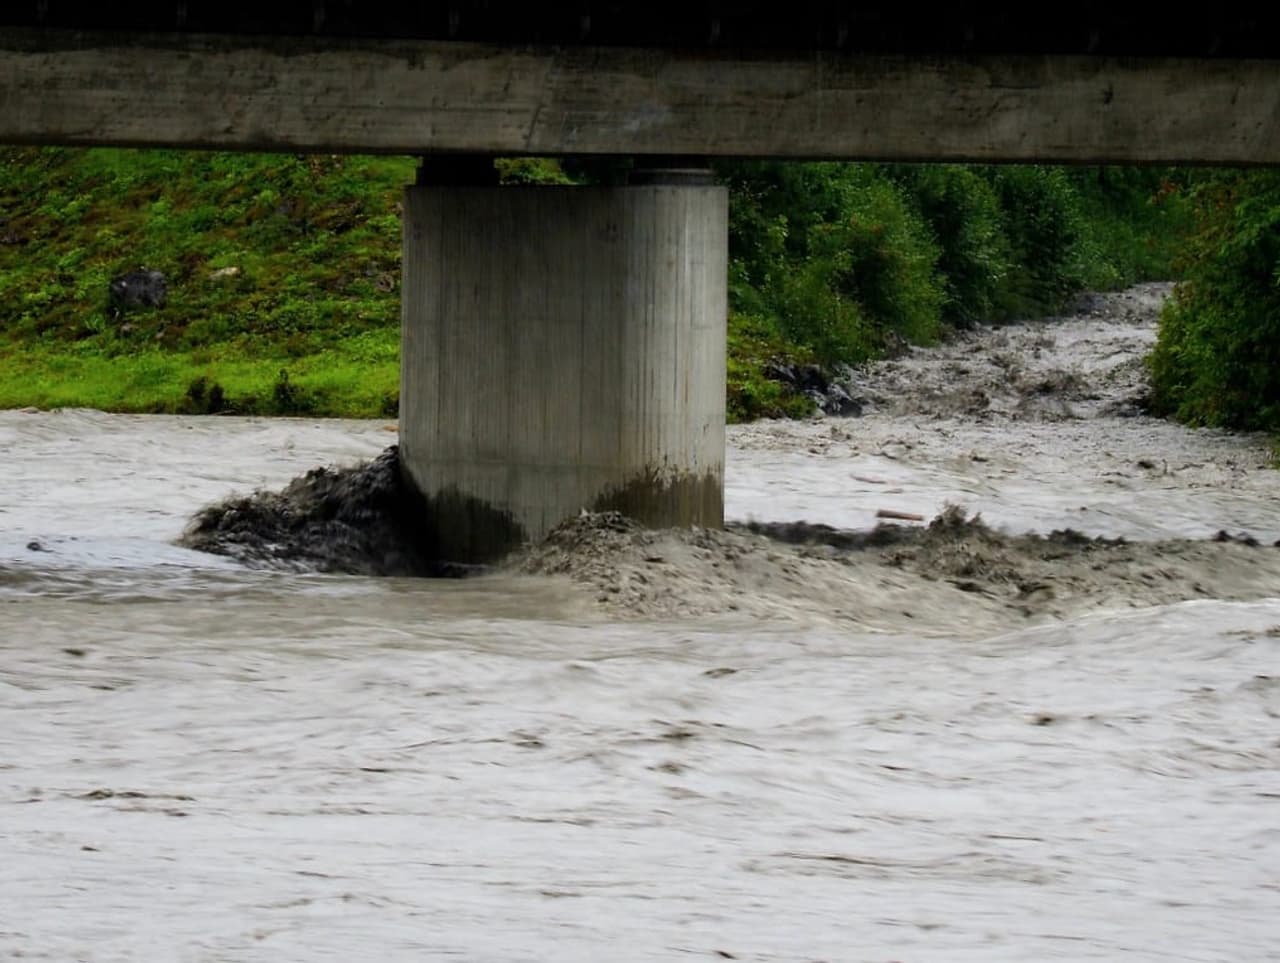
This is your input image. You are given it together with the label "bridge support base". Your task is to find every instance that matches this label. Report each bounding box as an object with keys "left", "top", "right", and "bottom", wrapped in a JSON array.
[{"left": 399, "top": 171, "right": 727, "bottom": 562}]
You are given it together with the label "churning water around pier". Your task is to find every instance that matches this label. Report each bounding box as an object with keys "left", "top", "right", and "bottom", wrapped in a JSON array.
[{"left": 3, "top": 285, "right": 1280, "bottom": 961}]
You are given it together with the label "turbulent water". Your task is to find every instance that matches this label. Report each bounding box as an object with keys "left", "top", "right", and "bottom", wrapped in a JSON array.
[{"left": 3, "top": 284, "right": 1280, "bottom": 961}]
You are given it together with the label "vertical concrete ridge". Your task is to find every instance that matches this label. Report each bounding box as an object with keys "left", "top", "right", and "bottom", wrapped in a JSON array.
[{"left": 400, "top": 181, "right": 727, "bottom": 562}]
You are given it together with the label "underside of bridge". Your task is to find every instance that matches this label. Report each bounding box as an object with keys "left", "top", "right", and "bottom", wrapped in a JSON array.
[
  {"left": 4, "top": 5, "right": 1279, "bottom": 57},
  {"left": 4, "top": 7, "right": 1280, "bottom": 164},
  {"left": 4, "top": 7, "right": 1280, "bottom": 558}
]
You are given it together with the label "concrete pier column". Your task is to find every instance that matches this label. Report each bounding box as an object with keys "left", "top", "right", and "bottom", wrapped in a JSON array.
[{"left": 399, "top": 166, "right": 727, "bottom": 562}]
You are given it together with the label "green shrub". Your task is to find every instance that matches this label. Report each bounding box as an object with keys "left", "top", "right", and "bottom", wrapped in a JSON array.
[
  {"left": 719, "top": 161, "right": 942, "bottom": 366},
  {"left": 494, "top": 157, "right": 575, "bottom": 185},
  {"left": 982, "top": 165, "right": 1087, "bottom": 317},
  {"left": 270, "top": 368, "right": 319, "bottom": 415},
  {"left": 772, "top": 257, "right": 877, "bottom": 365},
  {"left": 1066, "top": 167, "right": 1196, "bottom": 288},
  {"left": 182, "top": 375, "right": 228, "bottom": 414},
  {"left": 887, "top": 165, "right": 1011, "bottom": 325},
  {"left": 1148, "top": 171, "right": 1280, "bottom": 430},
  {"left": 806, "top": 173, "right": 943, "bottom": 348},
  {"left": 726, "top": 311, "right": 815, "bottom": 422}
]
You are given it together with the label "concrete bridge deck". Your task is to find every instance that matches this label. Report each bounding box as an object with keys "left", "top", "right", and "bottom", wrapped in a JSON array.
[{"left": 3, "top": 7, "right": 1280, "bottom": 163}]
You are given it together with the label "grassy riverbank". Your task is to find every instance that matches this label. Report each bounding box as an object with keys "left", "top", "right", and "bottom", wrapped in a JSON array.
[
  {"left": 0, "top": 336, "right": 400, "bottom": 416},
  {"left": 0, "top": 150, "right": 408, "bottom": 415},
  {"left": 1, "top": 149, "right": 1195, "bottom": 419}
]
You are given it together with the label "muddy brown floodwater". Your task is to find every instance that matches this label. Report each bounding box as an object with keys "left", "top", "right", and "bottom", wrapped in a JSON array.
[{"left": 3, "top": 284, "right": 1279, "bottom": 961}]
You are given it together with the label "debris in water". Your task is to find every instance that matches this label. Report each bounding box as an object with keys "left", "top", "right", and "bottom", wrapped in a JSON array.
[
  {"left": 179, "top": 446, "right": 473, "bottom": 577},
  {"left": 178, "top": 449, "right": 1280, "bottom": 629},
  {"left": 1213, "top": 530, "right": 1261, "bottom": 547},
  {"left": 876, "top": 509, "right": 925, "bottom": 522}
]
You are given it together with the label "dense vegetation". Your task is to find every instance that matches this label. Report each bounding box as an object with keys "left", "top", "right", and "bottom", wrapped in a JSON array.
[
  {"left": 720, "top": 162, "right": 1194, "bottom": 418},
  {"left": 0, "top": 148, "right": 1195, "bottom": 419},
  {"left": 1148, "top": 171, "right": 1280, "bottom": 432}
]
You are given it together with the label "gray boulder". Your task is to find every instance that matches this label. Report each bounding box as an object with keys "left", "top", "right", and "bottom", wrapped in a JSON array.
[{"left": 109, "top": 269, "right": 167, "bottom": 315}]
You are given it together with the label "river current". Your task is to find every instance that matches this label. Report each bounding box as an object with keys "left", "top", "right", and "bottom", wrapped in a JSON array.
[{"left": 3, "top": 286, "right": 1279, "bottom": 961}]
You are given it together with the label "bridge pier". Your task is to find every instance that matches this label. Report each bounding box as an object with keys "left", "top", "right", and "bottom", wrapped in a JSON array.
[{"left": 399, "top": 160, "right": 727, "bottom": 562}]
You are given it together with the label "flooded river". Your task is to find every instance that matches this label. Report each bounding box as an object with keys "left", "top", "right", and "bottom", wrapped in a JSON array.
[{"left": 3, "top": 286, "right": 1279, "bottom": 961}]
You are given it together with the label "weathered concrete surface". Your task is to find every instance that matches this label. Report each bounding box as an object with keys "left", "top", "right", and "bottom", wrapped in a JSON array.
[
  {"left": 400, "top": 183, "right": 727, "bottom": 562},
  {"left": 4, "top": 29, "right": 1280, "bottom": 162}
]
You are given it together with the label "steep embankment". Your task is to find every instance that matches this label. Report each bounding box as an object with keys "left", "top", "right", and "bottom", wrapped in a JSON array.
[{"left": 0, "top": 149, "right": 411, "bottom": 415}]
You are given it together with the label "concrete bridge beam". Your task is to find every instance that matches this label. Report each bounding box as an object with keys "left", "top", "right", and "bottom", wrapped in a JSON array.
[
  {"left": 399, "top": 164, "right": 727, "bottom": 562},
  {"left": 7, "top": 29, "right": 1280, "bottom": 164}
]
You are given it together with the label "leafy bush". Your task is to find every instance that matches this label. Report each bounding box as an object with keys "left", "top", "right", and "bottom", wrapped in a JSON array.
[
  {"left": 494, "top": 157, "right": 575, "bottom": 185},
  {"left": 981, "top": 165, "right": 1087, "bottom": 317},
  {"left": 182, "top": 375, "right": 227, "bottom": 414},
  {"left": 808, "top": 172, "right": 943, "bottom": 347},
  {"left": 726, "top": 311, "right": 815, "bottom": 422},
  {"left": 719, "top": 162, "right": 942, "bottom": 366},
  {"left": 270, "top": 368, "right": 320, "bottom": 415},
  {"left": 887, "top": 165, "right": 1011, "bottom": 325},
  {"left": 1066, "top": 166, "right": 1196, "bottom": 290},
  {"left": 1148, "top": 171, "right": 1280, "bottom": 430}
]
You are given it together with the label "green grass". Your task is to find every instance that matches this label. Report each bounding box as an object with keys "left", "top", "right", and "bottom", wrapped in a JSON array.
[
  {"left": 726, "top": 311, "right": 817, "bottom": 422},
  {"left": 0, "top": 333, "right": 400, "bottom": 416},
  {"left": 1, "top": 147, "right": 412, "bottom": 415}
]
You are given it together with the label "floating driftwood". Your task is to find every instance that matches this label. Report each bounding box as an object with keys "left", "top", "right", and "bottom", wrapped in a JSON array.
[{"left": 876, "top": 509, "right": 925, "bottom": 522}]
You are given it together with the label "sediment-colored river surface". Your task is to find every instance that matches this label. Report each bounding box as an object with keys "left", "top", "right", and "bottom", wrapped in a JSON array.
[{"left": 3, "top": 285, "right": 1278, "bottom": 961}]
